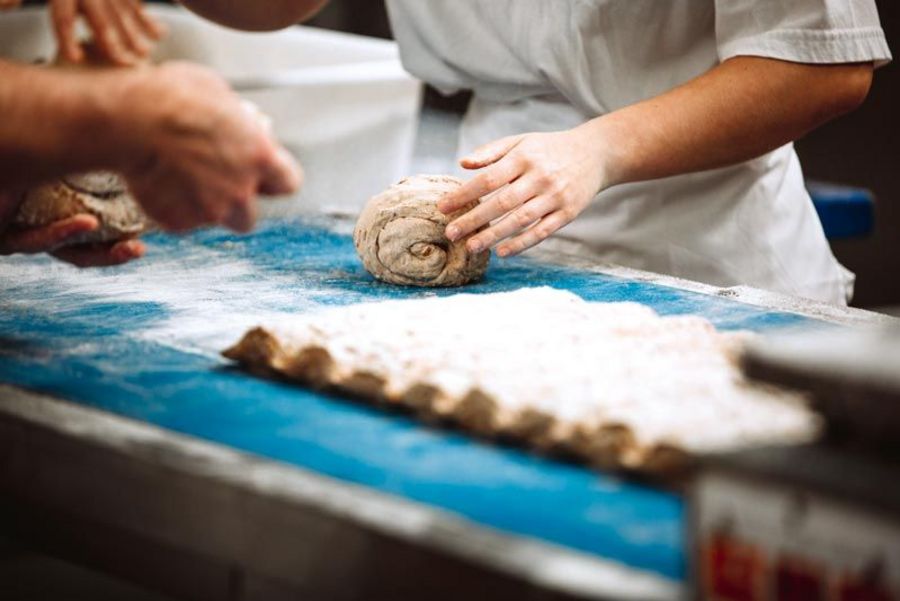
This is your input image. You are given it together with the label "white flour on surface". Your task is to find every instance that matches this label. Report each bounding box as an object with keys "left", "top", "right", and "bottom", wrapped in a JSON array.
[
  {"left": 224, "top": 287, "right": 820, "bottom": 472},
  {"left": 0, "top": 243, "right": 322, "bottom": 358}
]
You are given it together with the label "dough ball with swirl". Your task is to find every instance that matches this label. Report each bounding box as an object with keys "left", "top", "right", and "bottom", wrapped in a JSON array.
[{"left": 354, "top": 175, "right": 490, "bottom": 287}]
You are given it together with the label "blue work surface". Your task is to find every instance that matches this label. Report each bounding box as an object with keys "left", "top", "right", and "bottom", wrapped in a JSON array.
[{"left": 0, "top": 219, "right": 818, "bottom": 582}]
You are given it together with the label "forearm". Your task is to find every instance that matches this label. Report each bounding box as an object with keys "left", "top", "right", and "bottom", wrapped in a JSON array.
[
  {"left": 176, "top": 0, "right": 329, "bottom": 31},
  {"left": 0, "top": 60, "right": 125, "bottom": 189},
  {"left": 591, "top": 56, "right": 874, "bottom": 187}
]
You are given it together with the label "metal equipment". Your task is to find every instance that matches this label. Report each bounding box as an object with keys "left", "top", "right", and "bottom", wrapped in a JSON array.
[{"left": 691, "top": 322, "right": 900, "bottom": 600}]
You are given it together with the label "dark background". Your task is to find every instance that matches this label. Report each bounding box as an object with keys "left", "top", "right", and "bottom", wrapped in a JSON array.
[
  {"left": 793, "top": 2, "right": 900, "bottom": 308},
  {"left": 21, "top": 0, "right": 900, "bottom": 308}
]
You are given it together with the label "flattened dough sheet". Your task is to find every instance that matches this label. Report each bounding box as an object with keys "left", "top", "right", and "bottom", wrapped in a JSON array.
[{"left": 224, "top": 287, "right": 818, "bottom": 473}]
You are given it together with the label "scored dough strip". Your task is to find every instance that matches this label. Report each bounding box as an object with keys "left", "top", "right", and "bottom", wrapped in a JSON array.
[{"left": 223, "top": 288, "right": 820, "bottom": 474}]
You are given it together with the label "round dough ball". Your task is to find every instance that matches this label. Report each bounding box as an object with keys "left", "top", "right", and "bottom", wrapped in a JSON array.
[
  {"left": 353, "top": 175, "right": 490, "bottom": 287},
  {"left": 12, "top": 172, "right": 149, "bottom": 245}
]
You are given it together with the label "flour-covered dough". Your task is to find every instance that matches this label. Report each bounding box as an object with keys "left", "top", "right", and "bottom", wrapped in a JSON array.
[
  {"left": 354, "top": 175, "right": 490, "bottom": 287},
  {"left": 223, "top": 288, "right": 819, "bottom": 473},
  {"left": 12, "top": 172, "right": 148, "bottom": 245},
  {"left": 7, "top": 54, "right": 150, "bottom": 245}
]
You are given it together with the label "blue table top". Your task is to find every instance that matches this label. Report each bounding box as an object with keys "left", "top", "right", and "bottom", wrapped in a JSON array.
[{"left": 0, "top": 219, "right": 819, "bottom": 582}]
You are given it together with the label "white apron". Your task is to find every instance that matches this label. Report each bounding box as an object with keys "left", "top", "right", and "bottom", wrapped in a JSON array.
[{"left": 384, "top": 0, "right": 891, "bottom": 305}]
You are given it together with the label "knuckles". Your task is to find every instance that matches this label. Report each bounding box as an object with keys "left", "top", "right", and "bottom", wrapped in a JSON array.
[
  {"left": 505, "top": 239, "right": 526, "bottom": 254},
  {"left": 513, "top": 209, "right": 535, "bottom": 228},
  {"left": 478, "top": 173, "right": 503, "bottom": 194},
  {"left": 558, "top": 206, "right": 577, "bottom": 222},
  {"left": 494, "top": 193, "right": 519, "bottom": 213},
  {"left": 474, "top": 231, "right": 495, "bottom": 247},
  {"left": 516, "top": 154, "right": 536, "bottom": 171},
  {"left": 548, "top": 189, "right": 566, "bottom": 205},
  {"left": 440, "top": 194, "right": 462, "bottom": 211},
  {"left": 534, "top": 223, "right": 556, "bottom": 240},
  {"left": 547, "top": 180, "right": 571, "bottom": 204},
  {"left": 533, "top": 170, "right": 554, "bottom": 188}
]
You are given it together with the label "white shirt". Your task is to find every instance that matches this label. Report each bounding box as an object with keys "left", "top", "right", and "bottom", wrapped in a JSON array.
[{"left": 384, "top": 0, "right": 892, "bottom": 305}]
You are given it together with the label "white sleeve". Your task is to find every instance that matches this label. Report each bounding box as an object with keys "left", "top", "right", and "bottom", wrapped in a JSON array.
[{"left": 715, "top": 0, "right": 892, "bottom": 67}]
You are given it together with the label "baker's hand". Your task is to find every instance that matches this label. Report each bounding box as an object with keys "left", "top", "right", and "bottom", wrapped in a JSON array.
[
  {"left": 51, "top": 0, "right": 165, "bottom": 66},
  {"left": 438, "top": 125, "right": 607, "bottom": 257},
  {"left": 112, "top": 62, "right": 302, "bottom": 233},
  {"left": 0, "top": 192, "right": 145, "bottom": 267},
  {"left": 0, "top": 0, "right": 22, "bottom": 11}
]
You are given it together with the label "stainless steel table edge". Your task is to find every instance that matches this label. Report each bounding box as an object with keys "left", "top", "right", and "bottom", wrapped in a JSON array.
[{"left": 0, "top": 384, "right": 680, "bottom": 601}]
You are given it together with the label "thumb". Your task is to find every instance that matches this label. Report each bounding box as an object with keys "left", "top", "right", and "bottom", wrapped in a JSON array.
[
  {"left": 1, "top": 214, "right": 99, "bottom": 255},
  {"left": 460, "top": 135, "right": 524, "bottom": 170}
]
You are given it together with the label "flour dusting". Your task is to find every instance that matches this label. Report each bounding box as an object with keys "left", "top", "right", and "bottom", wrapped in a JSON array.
[
  {"left": 0, "top": 241, "right": 322, "bottom": 358},
  {"left": 224, "top": 287, "right": 820, "bottom": 472}
]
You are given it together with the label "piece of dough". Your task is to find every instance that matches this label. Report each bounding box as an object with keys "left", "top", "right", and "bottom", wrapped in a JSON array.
[
  {"left": 353, "top": 175, "right": 490, "bottom": 287},
  {"left": 223, "top": 288, "right": 820, "bottom": 474},
  {"left": 6, "top": 54, "right": 277, "bottom": 249},
  {"left": 7, "top": 51, "right": 150, "bottom": 247},
  {"left": 12, "top": 172, "right": 148, "bottom": 245}
]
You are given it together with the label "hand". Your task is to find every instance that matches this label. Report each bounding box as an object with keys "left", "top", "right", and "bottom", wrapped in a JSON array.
[
  {"left": 0, "top": 0, "right": 22, "bottom": 11},
  {"left": 438, "top": 125, "right": 608, "bottom": 257},
  {"left": 0, "top": 192, "right": 145, "bottom": 267},
  {"left": 51, "top": 0, "right": 165, "bottom": 66},
  {"left": 111, "top": 62, "right": 303, "bottom": 234}
]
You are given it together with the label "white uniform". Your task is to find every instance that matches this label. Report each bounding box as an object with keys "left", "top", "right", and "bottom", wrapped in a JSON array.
[{"left": 384, "top": 0, "right": 891, "bottom": 305}]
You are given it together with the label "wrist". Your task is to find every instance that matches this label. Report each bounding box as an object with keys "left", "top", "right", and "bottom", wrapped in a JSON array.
[
  {"left": 0, "top": 60, "right": 154, "bottom": 189},
  {"left": 37, "top": 67, "right": 142, "bottom": 173},
  {"left": 576, "top": 115, "right": 634, "bottom": 190},
  {"left": 83, "top": 68, "right": 160, "bottom": 173}
]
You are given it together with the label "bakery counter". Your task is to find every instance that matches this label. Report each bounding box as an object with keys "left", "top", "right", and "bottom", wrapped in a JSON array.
[{"left": 0, "top": 217, "right": 884, "bottom": 601}]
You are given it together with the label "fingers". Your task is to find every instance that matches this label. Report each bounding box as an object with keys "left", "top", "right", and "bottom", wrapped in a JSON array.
[
  {"left": 107, "top": 0, "right": 152, "bottom": 58},
  {"left": 443, "top": 126, "right": 607, "bottom": 256},
  {"left": 258, "top": 145, "right": 303, "bottom": 196},
  {"left": 437, "top": 155, "right": 525, "bottom": 216},
  {"left": 1, "top": 214, "right": 99, "bottom": 254},
  {"left": 108, "top": 0, "right": 164, "bottom": 60},
  {"left": 128, "top": 0, "right": 166, "bottom": 40},
  {"left": 0, "top": 213, "right": 147, "bottom": 267},
  {"left": 111, "top": 238, "right": 146, "bottom": 262},
  {"left": 120, "top": 66, "right": 294, "bottom": 236},
  {"left": 80, "top": 0, "right": 162, "bottom": 65},
  {"left": 226, "top": 144, "right": 301, "bottom": 232},
  {"left": 220, "top": 194, "right": 256, "bottom": 233},
  {"left": 52, "top": 238, "right": 146, "bottom": 267},
  {"left": 497, "top": 210, "right": 571, "bottom": 257},
  {"left": 243, "top": 99, "right": 301, "bottom": 197},
  {"left": 80, "top": 0, "right": 132, "bottom": 64},
  {"left": 156, "top": 193, "right": 208, "bottom": 234},
  {"left": 459, "top": 135, "right": 524, "bottom": 170},
  {"left": 242, "top": 99, "right": 273, "bottom": 135},
  {"left": 465, "top": 194, "right": 558, "bottom": 254},
  {"left": 51, "top": 0, "right": 84, "bottom": 63},
  {"left": 445, "top": 176, "right": 537, "bottom": 246}
]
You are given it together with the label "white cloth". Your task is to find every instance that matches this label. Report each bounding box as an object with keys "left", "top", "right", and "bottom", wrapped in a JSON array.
[{"left": 385, "top": 0, "right": 892, "bottom": 305}]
